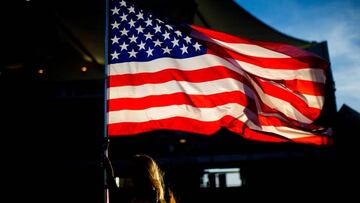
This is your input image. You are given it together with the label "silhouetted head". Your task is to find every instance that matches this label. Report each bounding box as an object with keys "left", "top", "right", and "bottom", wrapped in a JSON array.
[{"left": 129, "top": 154, "right": 165, "bottom": 203}]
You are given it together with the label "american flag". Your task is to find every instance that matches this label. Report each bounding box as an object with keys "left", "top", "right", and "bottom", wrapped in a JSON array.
[{"left": 107, "top": 0, "right": 331, "bottom": 145}]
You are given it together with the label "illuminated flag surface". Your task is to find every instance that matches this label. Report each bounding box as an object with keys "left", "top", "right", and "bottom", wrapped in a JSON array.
[{"left": 107, "top": 0, "right": 331, "bottom": 145}]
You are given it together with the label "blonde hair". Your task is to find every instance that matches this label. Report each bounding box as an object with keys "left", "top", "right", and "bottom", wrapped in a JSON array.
[{"left": 130, "top": 154, "right": 170, "bottom": 203}]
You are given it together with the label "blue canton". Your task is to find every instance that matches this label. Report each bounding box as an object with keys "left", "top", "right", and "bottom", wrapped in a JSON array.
[{"left": 109, "top": 0, "right": 206, "bottom": 63}]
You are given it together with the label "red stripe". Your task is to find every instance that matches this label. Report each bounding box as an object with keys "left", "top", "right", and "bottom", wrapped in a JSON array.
[
  {"left": 256, "top": 114, "right": 323, "bottom": 132},
  {"left": 108, "top": 91, "right": 255, "bottom": 111},
  {"left": 109, "top": 65, "right": 248, "bottom": 87},
  {"left": 278, "top": 79, "right": 324, "bottom": 96},
  {"left": 205, "top": 42, "right": 315, "bottom": 70},
  {"left": 292, "top": 135, "right": 332, "bottom": 145},
  {"left": 252, "top": 76, "right": 321, "bottom": 120},
  {"left": 108, "top": 115, "right": 329, "bottom": 145},
  {"left": 253, "top": 41, "right": 329, "bottom": 70},
  {"left": 242, "top": 127, "right": 330, "bottom": 145},
  {"left": 191, "top": 25, "right": 329, "bottom": 70},
  {"left": 191, "top": 25, "right": 252, "bottom": 44},
  {"left": 108, "top": 116, "right": 235, "bottom": 136},
  {"left": 228, "top": 116, "right": 331, "bottom": 145}
]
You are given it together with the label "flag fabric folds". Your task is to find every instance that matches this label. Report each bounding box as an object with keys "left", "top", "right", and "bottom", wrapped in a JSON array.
[{"left": 107, "top": 0, "right": 331, "bottom": 145}]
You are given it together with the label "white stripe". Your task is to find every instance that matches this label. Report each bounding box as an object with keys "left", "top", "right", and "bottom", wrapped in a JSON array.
[
  {"left": 108, "top": 103, "right": 246, "bottom": 123},
  {"left": 227, "top": 58, "right": 326, "bottom": 83},
  {"left": 263, "top": 95, "right": 312, "bottom": 123},
  {"left": 255, "top": 79, "right": 324, "bottom": 109},
  {"left": 191, "top": 30, "right": 290, "bottom": 58},
  {"left": 109, "top": 54, "right": 326, "bottom": 83},
  {"left": 108, "top": 78, "right": 255, "bottom": 99},
  {"left": 303, "top": 94, "right": 324, "bottom": 109},
  {"left": 246, "top": 121, "right": 316, "bottom": 139},
  {"left": 243, "top": 110, "right": 318, "bottom": 139},
  {"left": 109, "top": 55, "right": 227, "bottom": 75},
  {"left": 108, "top": 103, "right": 316, "bottom": 139},
  {"left": 248, "top": 78, "right": 314, "bottom": 123}
]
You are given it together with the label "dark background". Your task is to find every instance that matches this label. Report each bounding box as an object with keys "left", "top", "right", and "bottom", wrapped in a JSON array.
[{"left": 1, "top": 0, "right": 359, "bottom": 202}]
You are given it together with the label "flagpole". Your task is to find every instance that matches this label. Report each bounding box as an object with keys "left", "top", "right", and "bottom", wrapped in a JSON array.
[{"left": 103, "top": 0, "right": 110, "bottom": 203}]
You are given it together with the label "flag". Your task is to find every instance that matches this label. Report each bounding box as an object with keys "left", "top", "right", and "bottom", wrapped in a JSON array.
[{"left": 106, "top": 0, "right": 331, "bottom": 145}]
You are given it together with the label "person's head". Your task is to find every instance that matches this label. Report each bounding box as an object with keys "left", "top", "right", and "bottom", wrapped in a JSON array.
[{"left": 129, "top": 154, "right": 165, "bottom": 203}]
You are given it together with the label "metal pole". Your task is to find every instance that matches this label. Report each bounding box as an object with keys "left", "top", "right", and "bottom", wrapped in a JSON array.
[{"left": 103, "top": 0, "right": 110, "bottom": 202}]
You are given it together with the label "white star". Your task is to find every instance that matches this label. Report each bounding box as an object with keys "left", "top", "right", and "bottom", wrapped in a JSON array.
[
  {"left": 162, "top": 31, "right": 170, "bottom": 40},
  {"left": 144, "top": 32, "right": 154, "bottom": 40},
  {"left": 111, "top": 35, "right": 120, "bottom": 44},
  {"left": 120, "top": 28, "right": 129, "bottom": 36},
  {"left": 111, "top": 7, "right": 120, "bottom": 15},
  {"left": 128, "top": 49, "right": 138, "bottom": 58},
  {"left": 184, "top": 36, "right": 192, "bottom": 44},
  {"left": 153, "top": 39, "right": 162, "bottom": 47},
  {"left": 129, "top": 35, "right": 138, "bottom": 43},
  {"left": 165, "top": 25, "right": 173, "bottom": 30},
  {"left": 138, "top": 41, "right": 146, "bottom": 50},
  {"left": 111, "top": 21, "right": 120, "bottom": 29},
  {"left": 180, "top": 45, "right": 188, "bottom": 54},
  {"left": 193, "top": 42, "right": 201, "bottom": 51},
  {"left": 156, "top": 18, "right": 164, "bottom": 24},
  {"left": 120, "top": 13, "right": 127, "bottom": 21},
  {"left": 136, "top": 12, "right": 144, "bottom": 20},
  {"left": 120, "top": 42, "right": 128, "bottom": 51},
  {"left": 171, "top": 38, "right": 179, "bottom": 47},
  {"left": 119, "top": 0, "right": 126, "bottom": 7},
  {"left": 153, "top": 24, "right": 161, "bottom": 33},
  {"left": 136, "top": 26, "right": 144, "bottom": 34},
  {"left": 128, "top": 19, "right": 136, "bottom": 28},
  {"left": 162, "top": 46, "right": 172, "bottom": 54},
  {"left": 128, "top": 6, "right": 135, "bottom": 13},
  {"left": 111, "top": 51, "right": 120, "bottom": 60},
  {"left": 145, "top": 18, "right": 152, "bottom": 26},
  {"left": 146, "top": 47, "right": 154, "bottom": 57},
  {"left": 175, "top": 30, "right": 182, "bottom": 37}
]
